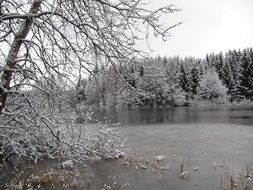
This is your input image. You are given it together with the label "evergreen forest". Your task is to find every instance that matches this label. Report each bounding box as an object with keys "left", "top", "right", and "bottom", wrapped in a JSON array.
[{"left": 77, "top": 48, "right": 253, "bottom": 108}]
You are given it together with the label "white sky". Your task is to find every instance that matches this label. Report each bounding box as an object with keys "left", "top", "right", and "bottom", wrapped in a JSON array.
[{"left": 144, "top": 0, "right": 253, "bottom": 58}]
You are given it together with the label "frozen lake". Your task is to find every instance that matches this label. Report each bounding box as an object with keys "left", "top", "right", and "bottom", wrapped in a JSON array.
[{"left": 87, "top": 105, "right": 253, "bottom": 190}]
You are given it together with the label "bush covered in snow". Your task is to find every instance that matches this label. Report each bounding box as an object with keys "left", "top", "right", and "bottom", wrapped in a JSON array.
[
  {"left": 195, "top": 69, "right": 229, "bottom": 104},
  {"left": 0, "top": 93, "right": 126, "bottom": 166}
]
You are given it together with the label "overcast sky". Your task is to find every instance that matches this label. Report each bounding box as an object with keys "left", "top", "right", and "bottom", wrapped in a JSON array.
[{"left": 144, "top": 0, "right": 253, "bottom": 58}]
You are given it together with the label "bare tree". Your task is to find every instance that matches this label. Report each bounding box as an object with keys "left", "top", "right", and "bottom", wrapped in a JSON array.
[{"left": 0, "top": 0, "right": 181, "bottom": 163}]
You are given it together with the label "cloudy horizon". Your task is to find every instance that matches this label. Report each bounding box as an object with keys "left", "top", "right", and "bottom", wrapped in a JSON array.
[{"left": 143, "top": 0, "right": 253, "bottom": 58}]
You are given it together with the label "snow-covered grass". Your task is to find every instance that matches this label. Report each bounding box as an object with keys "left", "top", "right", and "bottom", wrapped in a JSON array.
[
  {"left": 216, "top": 162, "right": 253, "bottom": 190},
  {"left": 2, "top": 150, "right": 253, "bottom": 190}
]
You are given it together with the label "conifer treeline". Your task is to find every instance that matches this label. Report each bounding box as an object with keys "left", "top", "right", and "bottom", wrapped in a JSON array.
[
  {"left": 204, "top": 48, "right": 253, "bottom": 102},
  {"left": 78, "top": 48, "right": 253, "bottom": 108}
]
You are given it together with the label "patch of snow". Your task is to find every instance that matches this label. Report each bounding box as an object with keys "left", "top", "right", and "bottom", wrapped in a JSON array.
[
  {"left": 155, "top": 155, "right": 166, "bottom": 161},
  {"left": 61, "top": 160, "right": 74, "bottom": 169}
]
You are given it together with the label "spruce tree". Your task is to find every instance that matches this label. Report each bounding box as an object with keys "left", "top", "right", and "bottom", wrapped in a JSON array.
[
  {"left": 190, "top": 66, "right": 200, "bottom": 99},
  {"left": 179, "top": 64, "right": 191, "bottom": 100},
  {"left": 238, "top": 49, "right": 253, "bottom": 100}
]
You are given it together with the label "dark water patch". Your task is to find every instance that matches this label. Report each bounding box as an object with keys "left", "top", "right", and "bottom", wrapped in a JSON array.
[
  {"left": 90, "top": 105, "right": 253, "bottom": 126},
  {"left": 231, "top": 116, "right": 253, "bottom": 119}
]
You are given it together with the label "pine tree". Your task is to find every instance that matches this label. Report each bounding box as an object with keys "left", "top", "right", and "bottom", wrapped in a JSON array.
[
  {"left": 221, "top": 58, "right": 237, "bottom": 102},
  {"left": 225, "top": 50, "right": 241, "bottom": 102},
  {"left": 179, "top": 64, "right": 191, "bottom": 100},
  {"left": 238, "top": 49, "right": 253, "bottom": 100},
  {"left": 190, "top": 66, "right": 200, "bottom": 99},
  {"left": 214, "top": 52, "right": 224, "bottom": 78}
]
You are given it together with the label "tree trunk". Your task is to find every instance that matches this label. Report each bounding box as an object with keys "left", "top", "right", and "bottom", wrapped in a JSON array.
[{"left": 0, "top": 0, "right": 41, "bottom": 114}]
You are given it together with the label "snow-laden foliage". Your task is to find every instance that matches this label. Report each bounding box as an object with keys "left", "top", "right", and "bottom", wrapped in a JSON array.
[
  {"left": 0, "top": 92, "right": 126, "bottom": 166},
  {"left": 195, "top": 69, "right": 229, "bottom": 104}
]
